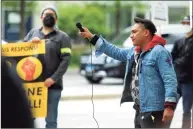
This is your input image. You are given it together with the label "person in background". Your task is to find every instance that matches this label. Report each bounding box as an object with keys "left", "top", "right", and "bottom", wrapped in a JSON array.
[
  {"left": 23, "top": 6, "right": 72, "bottom": 128},
  {"left": 171, "top": 16, "right": 193, "bottom": 128}
]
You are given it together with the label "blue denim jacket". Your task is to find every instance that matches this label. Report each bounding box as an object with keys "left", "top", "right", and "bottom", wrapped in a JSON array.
[{"left": 94, "top": 35, "right": 178, "bottom": 113}]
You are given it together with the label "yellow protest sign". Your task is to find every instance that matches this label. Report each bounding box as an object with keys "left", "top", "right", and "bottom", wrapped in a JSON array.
[
  {"left": 2, "top": 40, "right": 47, "bottom": 118},
  {"left": 2, "top": 40, "right": 45, "bottom": 57},
  {"left": 16, "top": 56, "right": 43, "bottom": 81},
  {"left": 24, "top": 82, "right": 47, "bottom": 117}
]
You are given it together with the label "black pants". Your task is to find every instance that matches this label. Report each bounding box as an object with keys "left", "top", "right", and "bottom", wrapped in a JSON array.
[
  {"left": 177, "top": 83, "right": 193, "bottom": 128},
  {"left": 133, "top": 104, "right": 171, "bottom": 128}
]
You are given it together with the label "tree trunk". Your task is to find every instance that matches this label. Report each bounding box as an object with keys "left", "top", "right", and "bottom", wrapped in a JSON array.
[
  {"left": 115, "top": 1, "right": 121, "bottom": 36},
  {"left": 20, "top": 0, "right": 25, "bottom": 40}
]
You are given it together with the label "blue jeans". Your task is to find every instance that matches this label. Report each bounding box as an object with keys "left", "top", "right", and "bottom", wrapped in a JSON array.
[
  {"left": 178, "top": 83, "right": 193, "bottom": 128},
  {"left": 45, "top": 89, "right": 62, "bottom": 128}
]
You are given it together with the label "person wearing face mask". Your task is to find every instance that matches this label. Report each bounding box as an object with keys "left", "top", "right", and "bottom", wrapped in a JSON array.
[
  {"left": 171, "top": 16, "right": 193, "bottom": 128},
  {"left": 23, "top": 7, "right": 72, "bottom": 128}
]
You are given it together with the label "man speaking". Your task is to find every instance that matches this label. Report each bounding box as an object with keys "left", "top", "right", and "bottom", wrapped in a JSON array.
[{"left": 78, "top": 17, "right": 178, "bottom": 128}]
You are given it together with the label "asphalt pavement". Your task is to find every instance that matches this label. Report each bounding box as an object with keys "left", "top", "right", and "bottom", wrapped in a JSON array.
[{"left": 61, "top": 68, "right": 123, "bottom": 100}]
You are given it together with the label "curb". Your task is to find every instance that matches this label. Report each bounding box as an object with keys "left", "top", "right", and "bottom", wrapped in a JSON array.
[
  {"left": 66, "top": 68, "right": 79, "bottom": 74},
  {"left": 60, "top": 94, "right": 121, "bottom": 101}
]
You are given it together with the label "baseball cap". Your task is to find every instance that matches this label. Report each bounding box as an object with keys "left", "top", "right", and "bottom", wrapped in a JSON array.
[{"left": 181, "top": 16, "right": 190, "bottom": 23}]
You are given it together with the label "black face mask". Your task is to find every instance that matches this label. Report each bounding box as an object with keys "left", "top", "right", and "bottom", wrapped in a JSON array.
[{"left": 43, "top": 14, "right": 55, "bottom": 28}]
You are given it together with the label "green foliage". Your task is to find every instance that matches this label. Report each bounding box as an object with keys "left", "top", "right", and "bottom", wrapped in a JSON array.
[
  {"left": 56, "top": 1, "right": 149, "bottom": 42},
  {"left": 2, "top": 1, "right": 36, "bottom": 13},
  {"left": 57, "top": 2, "right": 111, "bottom": 39},
  {"left": 70, "top": 44, "right": 89, "bottom": 68}
]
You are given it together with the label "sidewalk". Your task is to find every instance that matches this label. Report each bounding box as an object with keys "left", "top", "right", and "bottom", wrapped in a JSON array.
[{"left": 60, "top": 86, "right": 122, "bottom": 101}]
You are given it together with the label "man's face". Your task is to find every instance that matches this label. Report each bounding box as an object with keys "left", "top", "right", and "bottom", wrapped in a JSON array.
[
  {"left": 181, "top": 21, "right": 192, "bottom": 33},
  {"left": 130, "top": 23, "right": 149, "bottom": 46},
  {"left": 41, "top": 9, "right": 57, "bottom": 27}
]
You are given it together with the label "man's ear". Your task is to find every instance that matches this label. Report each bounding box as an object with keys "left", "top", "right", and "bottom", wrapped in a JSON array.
[
  {"left": 40, "top": 16, "right": 43, "bottom": 20},
  {"left": 144, "top": 29, "right": 149, "bottom": 36},
  {"left": 40, "top": 16, "right": 44, "bottom": 22}
]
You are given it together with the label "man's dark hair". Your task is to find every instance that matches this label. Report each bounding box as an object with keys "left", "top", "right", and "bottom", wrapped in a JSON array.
[{"left": 134, "top": 17, "right": 157, "bottom": 36}]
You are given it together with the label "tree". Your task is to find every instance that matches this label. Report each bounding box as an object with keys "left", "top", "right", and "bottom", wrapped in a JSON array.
[
  {"left": 20, "top": 0, "right": 25, "bottom": 39},
  {"left": 57, "top": 2, "right": 111, "bottom": 42},
  {"left": 56, "top": 1, "right": 148, "bottom": 43},
  {"left": 115, "top": 0, "right": 121, "bottom": 36}
]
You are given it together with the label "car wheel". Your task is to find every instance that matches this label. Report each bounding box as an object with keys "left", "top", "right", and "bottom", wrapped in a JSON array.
[{"left": 86, "top": 77, "right": 103, "bottom": 84}]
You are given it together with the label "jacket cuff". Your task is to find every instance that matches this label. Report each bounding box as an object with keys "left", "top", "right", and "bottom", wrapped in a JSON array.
[
  {"left": 50, "top": 76, "right": 58, "bottom": 83},
  {"left": 164, "top": 102, "right": 176, "bottom": 111},
  {"left": 90, "top": 34, "right": 99, "bottom": 46}
]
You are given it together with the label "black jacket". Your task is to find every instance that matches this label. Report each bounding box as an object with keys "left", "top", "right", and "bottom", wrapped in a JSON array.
[
  {"left": 1, "top": 57, "right": 34, "bottom": 128},
  {"left": 24, "top": 28, "right": 72, "bottom": 89},
  {"left": 171, "top": 34, "right": 193, "bottom": 84}
]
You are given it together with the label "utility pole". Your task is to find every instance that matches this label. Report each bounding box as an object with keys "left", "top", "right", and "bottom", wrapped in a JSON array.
[{"left": 20, "top": 0, "right": 25, "bottom": 39}]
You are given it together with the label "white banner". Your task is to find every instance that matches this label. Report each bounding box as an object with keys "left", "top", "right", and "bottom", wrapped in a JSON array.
[{"left": 151, "top": 1, "right": 169, "bottom": 26}]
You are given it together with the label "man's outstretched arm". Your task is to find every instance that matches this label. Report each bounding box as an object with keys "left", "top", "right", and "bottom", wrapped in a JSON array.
[{"left": 79, "top": 27, "right": 134, "bottom": 62}]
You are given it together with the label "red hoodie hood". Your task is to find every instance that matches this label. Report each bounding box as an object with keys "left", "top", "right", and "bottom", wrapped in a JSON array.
[{"left": 135, "top": 34, "right": 166, "bottom": 53}]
